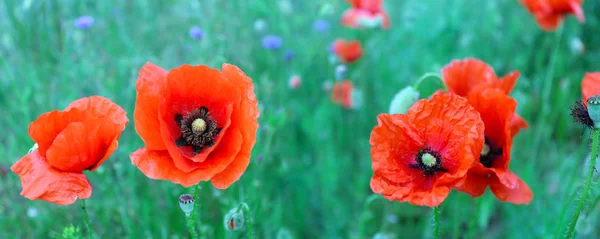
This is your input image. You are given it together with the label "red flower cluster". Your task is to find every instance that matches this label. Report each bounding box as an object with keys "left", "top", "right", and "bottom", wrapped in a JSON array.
[
  {"left": 370, "top": 58, "right": 533, "bottom": 207},
  {"left": 341, "top": 0, "right": 391, "bottom": 29}
]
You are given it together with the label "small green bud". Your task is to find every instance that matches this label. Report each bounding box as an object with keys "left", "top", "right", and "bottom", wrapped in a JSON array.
[
  {"left": 178, "top": 194, "right": 194, "bottom": 217},
  {"left": 224, "top": 205, "right": 246, "bottom": 231},
  {"left": 389, "top": 86, "right": 420, "bottom": 114},
  {"left": 587, "top": 95, "right": 600, "bottom": 129}
]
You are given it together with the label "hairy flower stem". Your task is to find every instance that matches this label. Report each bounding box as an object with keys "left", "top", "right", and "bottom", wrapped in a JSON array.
[
  {"left": 81, "top": 200, "right": 92, "bottom": 239},
  {"left": 433, "top": 206, "right": 440, "bottom": 239},
  {"left": 241, "top": 203, "right": 254, "bottom": 239},
  {"left": 566, "top": 130, "right": 599, "bottom": 238},
  {"left": 186, "top": 185, "right": 200, "bottom": 239},
  {"left": 413, "top": 73, "right": 447, "bottom": 91}
]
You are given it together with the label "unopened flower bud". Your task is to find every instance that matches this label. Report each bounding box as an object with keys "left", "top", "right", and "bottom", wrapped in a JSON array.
[
  {"left": 588, "top": 95, "right": 600, "bottom": 129},
  {"left": 389, "top": 86, "right": 420, "bottom": 114},
  {"left": 224, "top": 206, "right": 245, "bottom": 231},
  {"left": 178, "top": 194, "right": 194, "bottom": 217}
]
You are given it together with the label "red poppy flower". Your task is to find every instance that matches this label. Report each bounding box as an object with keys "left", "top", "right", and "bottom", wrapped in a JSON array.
[
  {"left": 455, "top": 88, "right": 533, "bottom": 204},
  {"left": 442, "top": 58, "right": 528, "bottom": 137},
  {"left": 520, "top": 0, "right": 585, "bottom": 31},
  {"left": 331, "top": 80, "right": 354, "bottom": 109},
  {"left": 582, "top": 72, "right": 600, "bottom": 106},
  {"left": 10, "top": 96, "right": 128, "bottom": 205},
  {"left": 341, "top": 0, "right": 391, "bottom": 29},
  {"left": 332, "top": 39, "right": 363, "bottom": 64},
  {"left": 130, "top": 62, "right": 259, "bottom": 189},
  {"left": 370, "top": 92, "right": 485, "bottom": 207}
]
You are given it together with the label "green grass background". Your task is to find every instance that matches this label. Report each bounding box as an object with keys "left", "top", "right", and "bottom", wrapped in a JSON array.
[{"left": 1, "top": 0, "right": 600, "bottom": 238}]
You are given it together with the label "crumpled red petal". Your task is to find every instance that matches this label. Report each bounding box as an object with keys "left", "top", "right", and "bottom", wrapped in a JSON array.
[{"left": 10, "top": 150, "right": 92, "bottom": 205}]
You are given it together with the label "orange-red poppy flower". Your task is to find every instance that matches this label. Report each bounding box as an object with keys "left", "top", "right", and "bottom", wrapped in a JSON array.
[
  {"left": 341, "top": 0, "right": 391, "bottom": 29},
  {"left": 520, "top": 0, "right": 585, "bottom": 31},
  {"left": 332, "top": 39, "right": 363, "bottom": 64},
  {"left": 370, "top": 92, "right": 485, "bottom": 207},
  {"left": 331, "top": 80, "right": 354, "bottom": 109},
  {"left": 11, "top": 96, "right": 128, "bottom": 205},
  {"left": 582, "top": 72, "right": 600, "bottom": 106},
  {"left": 130, "top": 62, "right": 259, "bottom": 189},
  {"left": 442, "top": 58, "right": 528, "bottom": 137},
  {"left": 455, "top": 88, "right": 533, "bottom": 204}
]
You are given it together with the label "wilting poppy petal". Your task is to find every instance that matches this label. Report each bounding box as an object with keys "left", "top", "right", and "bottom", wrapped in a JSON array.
[
  {"left": 582, "top": 73, "right": 600, "bottom": 105},
  {"left": 490, "top": 170, "right": 533, "bottom": 204},
  {"left": 134, "top": 62, "right": 169, "bottom": 150},
  {"left": 332, "top": 80, "right": 354, "bottom": 108},
  {"left": 10, "top": 150, "right": 92, "bottom": 205},
  {"left": 370, "top": 92, "right": 484, "bottom": 207}
]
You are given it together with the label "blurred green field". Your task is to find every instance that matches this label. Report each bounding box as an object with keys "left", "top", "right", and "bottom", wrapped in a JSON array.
[{"left": 1, "top": 0, "right": 600, "bottom": 238}]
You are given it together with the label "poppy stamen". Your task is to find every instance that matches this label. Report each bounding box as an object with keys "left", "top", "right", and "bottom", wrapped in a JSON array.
[
  {"left": 410, "top": 147, "right": 447, "bottom": 176},
  {"left": 480, "top": 137, "right": 502, "bottom": 168},
  {"left": 174, "top": 106, "right": 222, "bottom": 155}
]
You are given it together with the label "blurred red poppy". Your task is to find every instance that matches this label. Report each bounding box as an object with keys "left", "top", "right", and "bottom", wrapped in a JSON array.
[
  {"left": 442, "top": 58, "right": 528, "bottom": 137},
  {"left": 332, "top": 39, "right": 363, "bottom": 64},
  {"left": 331, "top": 80, "right": 354, "bottom": 109},
  {"left": 455, "top": 88, "right": 533, "bottom": 204},
  {"left": 130, "top": 62, "right": 259, "bottom": 189},
  {"left": 370, "top": 92, "right": 484, "bottom": 207},
  {"left": 341, "top": 0, "right": 391, "bottom": 29},
  {"left": 520, "top": 0, "right": 585, "bottom": 31},
  {"left": 11, "top": 96, "right": 128, "bottom": 205}
]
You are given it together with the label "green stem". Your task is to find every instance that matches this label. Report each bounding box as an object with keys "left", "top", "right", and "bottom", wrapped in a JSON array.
[
  {"left": 465, "top": 199, "right": 480, "bottom": 239},
  {"left": 413, "top": 73, "right": 446, "bottom": 91},
  {"left": 357, "top": 194, "right": 381, "bottom": 239},
  {"left": 81, "top": 200, "right": 92, "bottom": 239},
  {"left": 433, "top": 206, "right": 440, "bottom": 239},
  {"left": 241, "top": 203, "right": 253, "bottom": 239},
  {"left": 186, "top": 185, "right": 200, "bottom": 239},
  {"left": 566, "top": 130, "right": 599, "bottom": 238}
]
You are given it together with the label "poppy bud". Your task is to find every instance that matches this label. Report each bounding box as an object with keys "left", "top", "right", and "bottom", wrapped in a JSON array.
[
  {"left": 224, "top": 206, "right": 245, "bottom": 231},
  {"left": 335, "top": 65, "right": 347, "bottom": 80},
  {"left": 178, "top": 194, "right": 194, "bottom": 217},
  {"left": 389, "top": 86, "right": 420, "bottom": 114},
  {"left": 587, "top": 95, "right": 600, "bottom": 129}
]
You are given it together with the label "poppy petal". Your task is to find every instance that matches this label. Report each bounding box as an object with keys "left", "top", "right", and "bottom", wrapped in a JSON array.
[
  {"left": 442, "top": 59, "right": 498, "bottom": 96},
  {"left": 569, "top": 1, "right": 585, "bottom": 23},
  {"left": 210, "top": 64, "right": 260, "bottom": 189},
  {"left": 131, "top": 130, "right": 243, "bottom": 187},
  {"left": 536, "top": 14, "right": 563, "bottom": 31},
  {"left": 65, "top": 96, "right": 129, "bottom": 130},
  {"left": 133, "top": 62, "right": 168, "bottom": 150},
  {"left": 10, "top": 150, "right": 92, "bottom": 205},
  {"left": 490, "top": 170, "right": 533, "bottom": 204},
  {"left": 454, "top": 172, "right": 489, "bottom": 198},
  {"left": 28, "top": 109, "right": 86, "bottom": 157},
  {"left": 497, "top": 71, "right": 520, "bottom": 94},
  {"left": 509, "top": 114, "right": 529, "bottom": 137},
  {"left": 341, "top": 9, "right": 362, "bottom": 28},
  {"left": 46, "top": 118, "right": 121, "bottom": 172},
  {"left": 582, "top": 73, "right": 600, "bottom": 104}
]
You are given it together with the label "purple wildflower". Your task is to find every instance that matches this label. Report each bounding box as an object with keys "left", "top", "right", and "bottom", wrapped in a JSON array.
[
  {"left": 189, "top": 26, "right": 204, "bottom": 40},
  {"left": 284, "top": 50, "right": 295, "bottom": 62},
  {"left": 313, "top": 19, "right": 330, "bottom": 32},
  {"left": 262, "top": 35, "right": 283, "bottom": 50},
  {"left": 74, "top": 16, "right": 94, "bottom": 29}
]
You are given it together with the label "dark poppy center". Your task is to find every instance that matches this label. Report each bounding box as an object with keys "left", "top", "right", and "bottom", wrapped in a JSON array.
[
  {"left": 409, "top": 147, "right": 447, "bottom": 176},
  {"left": 480, "top": 136, "right": 502, "bottom": 168},
  {"left": 174, "top": 106, "right": 222, "bottom": 155}
]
